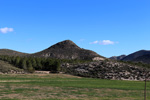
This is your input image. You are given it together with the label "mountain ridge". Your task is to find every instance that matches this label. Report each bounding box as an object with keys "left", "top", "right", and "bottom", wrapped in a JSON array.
[
  {"left": 0, "top": 40, "right": 103, "bottom": 60},
  {"left": 31, "top": 40, "right": 103, "bottom": 60},
  {"left": 110, "top": 50, "right": 150, "bottom": 64},
  {"left": 122, "top": 50, "right": 150, "bottom": 61},
  {"left": 110, "top": 55, "right": 126, "bottom": 60}
]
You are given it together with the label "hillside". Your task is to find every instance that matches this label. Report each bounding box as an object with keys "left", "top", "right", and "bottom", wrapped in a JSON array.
[
  {"left": 0, "top": 49, "right": 28, "bottom": 56},
  {"left": 122, "top": 50, "right": 150, "bottom": 61},
  {"left": 0, "top": 60, "right": 24, "bottom": 74},
  {"left": 132, "top": 54, "right": 150, "bottom": 64},
  {"left": 31, "top": 40, "right": 103, "bottom": 60}
]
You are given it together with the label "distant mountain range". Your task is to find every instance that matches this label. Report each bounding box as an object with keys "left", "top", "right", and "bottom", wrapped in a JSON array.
[
  {"left": 0, "top": 40, "right": 103, "bottom": 60},
  {"left": 109, "top": 55, "right": 126, "bottom": 60},
  {"left": 110, "top": 50, "right": 150, "bottom": 64},
  {"left": 1, "top": 40, "right": 150, "bottom": 63}
]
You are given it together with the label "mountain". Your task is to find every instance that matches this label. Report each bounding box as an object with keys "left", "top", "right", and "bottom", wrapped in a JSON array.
[
  {"left": 31, "top": 40, "right": 103, "bottom": 60},
  {"left": 132, "top": 54, "right": 150, "bottom": 64},
  {"left": 0, "top": 49, "right": 28, "bottom": 56},
  {"left": 110, "top": 55, "right": 126, "bottom": 60},
  {"left": 122, "top": 50, "right": 150, "bottom": 61}
]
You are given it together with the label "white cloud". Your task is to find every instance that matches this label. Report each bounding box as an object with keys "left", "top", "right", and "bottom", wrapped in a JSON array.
[
  {"left": 90, "top": 40, "right": 117, "bottom": 45},
  {"left": 100, "top": 40, "right": 114, "bottom": 45},
  {"left": 0, "top": 27, "right": 14, "bottom": 34},
  {"left": 90, "top": 40, "right": 99, "bottom": 44}
]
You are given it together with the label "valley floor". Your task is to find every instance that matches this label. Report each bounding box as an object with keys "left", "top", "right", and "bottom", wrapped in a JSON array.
[{"left": 0, "top": 74, "right": 149, "bottom": 100}]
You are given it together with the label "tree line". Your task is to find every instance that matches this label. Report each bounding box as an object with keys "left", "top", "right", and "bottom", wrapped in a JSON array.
[
  {"left": 0, "top": 55, "right": 61, "bottom": 73},
  {"left": 0, "top": 55, "right": 91, "bottom": 73}
]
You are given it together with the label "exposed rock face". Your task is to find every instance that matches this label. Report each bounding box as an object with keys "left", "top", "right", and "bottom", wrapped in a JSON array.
[
  {"left": 110, "top": 55, "right": 126, "bottom": 60},
  {"left": 92, "top": 57, "right": 105, "bottom": 61},
  {"left": 31, "top": 40, "right": 102, "bottom": 60},
  {"left": 61, "top": 61, "right": 150, "bottom": 81}
]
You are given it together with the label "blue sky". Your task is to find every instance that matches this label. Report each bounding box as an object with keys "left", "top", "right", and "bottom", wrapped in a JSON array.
[{"left": 0, "top": 0, "right": 150, "bottom": 57}]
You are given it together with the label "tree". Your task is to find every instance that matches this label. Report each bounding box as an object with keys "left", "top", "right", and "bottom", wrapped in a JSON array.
[
  {"left": 31, "top": 58, "right": 37, "bottom": 68},
  {"left": 21, "top": 59, "right": 27, "bottom": 70},
  {"left": 35, "top": 58, "right": 42, "bottom": 70},
  {"left": 51, "top": 60, "right": 61, "bottom": 73},
  {"left": 15, "top": 56, "right": 20, "bottom": 66},
  {"left": 27, "top": 60, "right": 34, "bottom": 73}
]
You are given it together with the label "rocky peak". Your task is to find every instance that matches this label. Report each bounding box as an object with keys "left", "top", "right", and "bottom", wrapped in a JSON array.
[{"left": 49, "top": 40, "right": 80, "bottom": 49}]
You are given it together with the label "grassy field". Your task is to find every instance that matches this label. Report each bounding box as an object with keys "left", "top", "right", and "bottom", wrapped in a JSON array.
[{"left": 0, "top": 74, "right": 150, "bottom": 100}]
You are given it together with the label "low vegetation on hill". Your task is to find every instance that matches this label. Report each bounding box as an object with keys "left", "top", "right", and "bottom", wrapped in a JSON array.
[
  {"left": 132, "top": 54, "right": 150, "bottom": 64},
  {"left": 0, "top": 49, "right": 28, "bottom": 56},
  {"left": 0, "top": 60, "right": 24, "bottom": 74}
]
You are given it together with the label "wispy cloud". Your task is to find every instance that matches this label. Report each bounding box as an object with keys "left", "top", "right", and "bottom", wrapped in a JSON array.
[
  {"left": 90, "top": 40, "right": 99, "bottom": 44},
  {"left": 90, "top": 40, "right": 118, "bottom": 45},
  {"left": 0, "top": 27, "right": 14, "bottom": 34},
  {"left": 100, "top": 40, "right": 115, "bottom": 45}
]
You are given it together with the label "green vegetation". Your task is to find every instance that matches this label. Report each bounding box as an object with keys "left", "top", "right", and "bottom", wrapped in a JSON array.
[
  {"left": 120, "top": 60, "right": 150, "bottom": 69},
  {"left": 0, "top": 55, "right": 91, "bottom": 73},
  {"left": 0, "top": 60, "right": 23, "bottom": 73},
  {"left": 0, "top": 74, "right": 149, "bottom": 100}
]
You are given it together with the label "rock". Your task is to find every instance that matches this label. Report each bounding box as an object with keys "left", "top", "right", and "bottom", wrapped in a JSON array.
[
  {"left": 61, "top": 61, "right": 150, "bottom": 81},
  {"left": 92, "top": 57, "right": 105, "bottom": 61}
]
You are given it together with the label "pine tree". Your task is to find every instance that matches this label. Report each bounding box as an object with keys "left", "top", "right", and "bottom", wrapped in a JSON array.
[
  {"left": 27, "top": 60, "right": 34, "bottom": 73},
  {"left": 36, "top": 58, "right": 42, "bottom": 70},
  {"left": 22, "top": 59, "right": 27, "bottom": 70},
  {"left": 32, "top": 58, "right": 37, "bottom": 68},
  {"left": 15, "top": 56, "right": 20, "bottom": 66}
]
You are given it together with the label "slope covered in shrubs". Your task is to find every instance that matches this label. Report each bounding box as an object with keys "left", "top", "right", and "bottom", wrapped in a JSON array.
[{"left": 0, "top": 60, "right": 24, "bottom": 74}]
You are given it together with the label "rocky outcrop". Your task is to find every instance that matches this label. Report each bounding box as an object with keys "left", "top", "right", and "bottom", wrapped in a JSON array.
[
  {"left": 92, "top": 57, "right": 105, "bottom": 61},
  {"left": 61, "top": 61, "right": 150, "bottom": 81}
]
